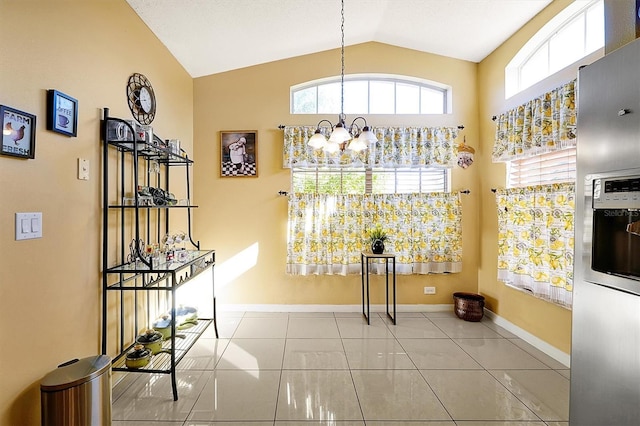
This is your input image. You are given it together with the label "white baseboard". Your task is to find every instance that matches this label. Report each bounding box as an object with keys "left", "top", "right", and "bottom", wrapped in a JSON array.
[
  {"left": 218, "top": 303, "right": 453, "bottom": 313},
  {"left": 483, "top": 309, "right": 570, "bottom": 368},
  {"left": 218, "top": 303, "right": 570, "bottom": 368}
]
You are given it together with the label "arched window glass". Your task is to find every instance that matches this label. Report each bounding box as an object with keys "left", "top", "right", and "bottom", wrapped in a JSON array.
[
  {"left": 291, "top": 74, "right": 450, "bottom": 114},
  {"left": 505, "top": 0, "right": 603, "bottom": 98}
]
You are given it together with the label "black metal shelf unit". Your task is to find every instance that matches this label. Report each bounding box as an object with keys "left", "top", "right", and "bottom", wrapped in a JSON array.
[{"left": 101, "top": 108, "right": 217, "bottom": 401}]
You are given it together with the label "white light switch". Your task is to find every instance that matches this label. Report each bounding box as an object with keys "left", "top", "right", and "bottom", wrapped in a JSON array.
[
  {"left": 78, "top": 158, "right": 89, "bottom": 180},
  {"left": 16, "top": 212, "right": 42, "bottom": 240}
]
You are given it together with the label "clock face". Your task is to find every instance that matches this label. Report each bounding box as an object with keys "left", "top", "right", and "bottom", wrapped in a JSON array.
[
  {"left": 127, "top": 73, "right": 156, "bottom": 125},
  {"left": 139, "top": 87, "right": 153, "bottom": 113}
]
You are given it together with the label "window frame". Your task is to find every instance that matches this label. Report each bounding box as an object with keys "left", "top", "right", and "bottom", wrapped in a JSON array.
[
  {"left": 291, "top": 167, "right": 450, "bottom": 195},
  {"left": 505, "top": 0, "right": 603, "bottom": 99},
  {"left": 291, "top": 74, "right": 451, "bottom": 115}
]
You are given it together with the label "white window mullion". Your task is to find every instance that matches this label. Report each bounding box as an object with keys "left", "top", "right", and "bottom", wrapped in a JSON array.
[{"left": 293, "top": 167, "right": 448, "bottom": 195}]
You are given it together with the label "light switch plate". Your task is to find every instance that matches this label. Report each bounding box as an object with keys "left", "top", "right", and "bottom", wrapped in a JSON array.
[{"left": 16, "top": 212, "right": 42, "bottom": 240}]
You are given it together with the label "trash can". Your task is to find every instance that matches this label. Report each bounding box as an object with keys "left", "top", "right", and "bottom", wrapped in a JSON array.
[{"left": 40, "top": 355, "right": 111, "bottom": 426}]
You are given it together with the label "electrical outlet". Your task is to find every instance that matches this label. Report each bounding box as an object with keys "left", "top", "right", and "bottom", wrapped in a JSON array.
[{"left": 424, "top": 286, "right": 436, "bottom": 295}]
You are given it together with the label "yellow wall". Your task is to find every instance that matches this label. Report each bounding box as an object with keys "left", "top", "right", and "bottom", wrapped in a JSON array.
[
  {"left": 193, "top": 42, "right": 481, "bottom": 308},
  {"left": 4, "top": 0, "right": 631, "bottom": 423},
  {"left": 0, "top": 1, "right": 193, "bottom": 424},
  {"left": 477, "top": 0, "right": 582, "bottom": 355}
]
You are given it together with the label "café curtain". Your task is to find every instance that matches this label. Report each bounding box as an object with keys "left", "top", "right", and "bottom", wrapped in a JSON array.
[
  {"left": 492, "top": 80, "right": 576, "bottom": 162},
  {"left": 495, "top": 183, "right": 575, "bottom": 308},
  {"left": 283, "top": 126, "right": 459, "bottom": 169},
  {"left": 286, "top": 192, "right": 463, "bottom": 275}
]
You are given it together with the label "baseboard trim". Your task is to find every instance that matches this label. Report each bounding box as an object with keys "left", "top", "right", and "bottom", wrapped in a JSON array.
[
  {"left": 218, "top": 303, "right": 453, "bottom": 313},
  {"left": 483, "top": 309, "right": 570, "bottom": 368}
]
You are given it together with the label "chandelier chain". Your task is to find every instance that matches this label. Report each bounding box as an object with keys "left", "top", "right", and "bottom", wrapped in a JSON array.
[{"left": 340, "top": 0, "right": 345, "bottom": 119}]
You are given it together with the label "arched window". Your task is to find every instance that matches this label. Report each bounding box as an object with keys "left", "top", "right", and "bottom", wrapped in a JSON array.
[
  {"left": 505, "top": 0, "right": 603, "bottom": 99},
  {"left": 291, "top": 74, "right": 451, "bottom": 115}
]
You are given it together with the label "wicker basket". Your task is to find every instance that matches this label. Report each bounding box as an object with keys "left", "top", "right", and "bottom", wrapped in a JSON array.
[{"left": 453, "top": 292, "right": 485, "bottom": 322}]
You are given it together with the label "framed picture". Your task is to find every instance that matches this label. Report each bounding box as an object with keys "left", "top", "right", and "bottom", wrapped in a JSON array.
[
  {"left": 220, "top": 130, "right": 258, "bottom": 177},
  {"left": 47, "top": 89, "right": 78, "bottom": 137},
  {"left": 1, "top": 105, "right": 36, "bottom": 159}
]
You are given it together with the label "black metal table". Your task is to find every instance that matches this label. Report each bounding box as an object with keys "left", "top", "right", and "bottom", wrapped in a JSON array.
[{"left": 360, "top": 252, "right": 396, "bottom": 325}]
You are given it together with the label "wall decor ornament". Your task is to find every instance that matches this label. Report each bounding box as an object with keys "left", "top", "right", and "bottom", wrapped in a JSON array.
[
  {"left": 220, "top": 130, "right": 258, "bottom": 177},
  {"left": 47, "top": 90, "right": 78, "bottom": 137},
  {"left": 457, "top": 136, "right": 475, "bottom": 169},
  {"left": 1, "top": 105, "right": 36, "bottom": 159}
]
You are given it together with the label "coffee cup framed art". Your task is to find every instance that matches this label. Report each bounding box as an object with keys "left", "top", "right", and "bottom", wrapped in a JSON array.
[
  {"left": 47, "top": 89, "right": 78, "bottom": 137},
  {"left": 1, "top": 105, "right": 36, "bottom": 159}
]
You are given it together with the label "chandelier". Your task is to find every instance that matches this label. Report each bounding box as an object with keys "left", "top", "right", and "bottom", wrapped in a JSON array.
[{"left": 308, "top": 0, "right": 377, "bottom": 153}]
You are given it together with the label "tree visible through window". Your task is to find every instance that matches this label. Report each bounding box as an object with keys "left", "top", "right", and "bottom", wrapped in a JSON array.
[{"left": 292, "top": 168, "right": 448, "bottom": 194}]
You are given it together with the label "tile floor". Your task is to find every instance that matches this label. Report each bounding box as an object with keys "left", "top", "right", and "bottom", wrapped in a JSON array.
[{"left": 112, "top": 311, "right": 570, "bottom": 425}]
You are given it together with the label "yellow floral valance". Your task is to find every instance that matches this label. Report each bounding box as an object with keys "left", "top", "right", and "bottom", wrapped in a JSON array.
[
  {"left": 492, "top": 80, "right": 576, "bottom": 162},
  {"left": 283, "top": 126, "right": 459, "bottom": 168}
]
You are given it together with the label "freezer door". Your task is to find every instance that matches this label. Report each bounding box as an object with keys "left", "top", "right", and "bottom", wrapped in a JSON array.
[{"left": 573, "top": 37, "right": 640, "bottom": 425}]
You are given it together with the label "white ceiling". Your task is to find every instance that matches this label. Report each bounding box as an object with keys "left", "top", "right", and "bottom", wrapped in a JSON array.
[{"left": 126, "top": 0, "right": 553, "bottom": 78}]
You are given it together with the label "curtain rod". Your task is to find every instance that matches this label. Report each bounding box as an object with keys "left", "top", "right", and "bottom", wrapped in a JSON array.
[
  {"left": 279, "top": 189, "right": 471, "bottom": 196},
  {"left": 278, "top": 124, "right": 466, "bottom": 129}
]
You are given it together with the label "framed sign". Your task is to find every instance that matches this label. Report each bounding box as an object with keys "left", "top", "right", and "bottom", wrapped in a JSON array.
[
  {"left": 47, "top": 89, "right": 78, "bottom": 137},
  {"left": 220, "top": 130, "right": 258, "bottom": 177},
  {"left": 637, "top": 0, "right": 640, "bottom": 38},
  {"left": 1, "top": 105, "right": 36, "bottom": 159}
]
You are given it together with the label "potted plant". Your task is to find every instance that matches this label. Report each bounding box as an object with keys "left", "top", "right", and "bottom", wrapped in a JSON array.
[{"left": 366, "top": 224, "right": 388, "bottom": 254}]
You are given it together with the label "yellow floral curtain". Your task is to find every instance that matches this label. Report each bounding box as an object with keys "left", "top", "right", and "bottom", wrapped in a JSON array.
[
  {"left": 492, "top": 80, "right": 576, "bottom": 162},
  {"left": 495, "top": 183, "right": 575, "bottom": 308},
  {"left": 286, "top": 192, "right": 463, "bottom": 275},
  {"left": 283, "top": 126, "right": 459, "bottom": 168}
]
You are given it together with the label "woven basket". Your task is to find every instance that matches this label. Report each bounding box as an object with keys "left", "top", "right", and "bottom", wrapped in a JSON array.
[{"left": 453, "top": 292, "right": 485, "bottom": 322}]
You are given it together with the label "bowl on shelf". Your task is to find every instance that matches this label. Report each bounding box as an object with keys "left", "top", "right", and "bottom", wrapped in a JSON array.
[
  {"left": 135, "top": 329, "right": 164, "bottom": 354},
  {"left": 153, "top": 315, "right": 172, "bottom": 340},
  {"left": 125, "top": 344, "right": 152, "bottom": 369}
]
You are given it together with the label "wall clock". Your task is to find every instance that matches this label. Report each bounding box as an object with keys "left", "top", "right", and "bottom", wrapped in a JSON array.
[{"left": 126, "top": 73, "right": 156, "bottom": 125}]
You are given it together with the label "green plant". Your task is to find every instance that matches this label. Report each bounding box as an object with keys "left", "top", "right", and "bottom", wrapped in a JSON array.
[{"left": 366, "top": 224, "right": 388, "bottom": 243}]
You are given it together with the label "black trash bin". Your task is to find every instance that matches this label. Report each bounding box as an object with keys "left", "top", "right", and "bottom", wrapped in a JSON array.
[{"left": 40, "top": 355, "right": 111, "bottom": 426}]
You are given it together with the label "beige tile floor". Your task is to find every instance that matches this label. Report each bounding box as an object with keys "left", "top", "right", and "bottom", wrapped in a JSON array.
[{"left": 112, "top": 311, "right": 570, "bottom": 425}]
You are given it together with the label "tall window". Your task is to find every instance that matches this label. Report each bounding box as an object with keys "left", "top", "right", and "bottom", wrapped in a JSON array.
[
  {"left": 291, "top": 74, "right": 450, "bottom": 115},
  {"left": 505, "top": 0, "right": 604, "bottom": 98}
]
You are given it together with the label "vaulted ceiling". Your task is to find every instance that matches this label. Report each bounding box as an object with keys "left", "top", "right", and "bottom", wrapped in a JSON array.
[{"left": 127, "top": 0, "right": 552, "bottom": 78}]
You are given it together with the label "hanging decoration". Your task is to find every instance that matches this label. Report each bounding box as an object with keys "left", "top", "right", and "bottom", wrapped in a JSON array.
[{"left": 457, "top": 136, "right": 475, "bottom": 169}]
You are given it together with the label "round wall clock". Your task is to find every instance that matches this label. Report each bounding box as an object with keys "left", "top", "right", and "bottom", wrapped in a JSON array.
[{"left": 126, "top": 73, "right": 156, "bottom": 125}]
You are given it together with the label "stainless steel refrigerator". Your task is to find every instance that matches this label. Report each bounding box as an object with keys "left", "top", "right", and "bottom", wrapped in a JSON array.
[{"left": 572, "top": 37, "right": 640, "bottom": 424}]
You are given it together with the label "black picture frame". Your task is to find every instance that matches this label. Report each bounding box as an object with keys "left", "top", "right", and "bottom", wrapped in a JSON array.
[
  {"left": 220, "top": 130, "right": 258, "bottom": 177},
  {"left": 47, "top": 89, "right": 78, "bottom": 137},
  {"left": 1, "top": 105, "right": 36, "bottom": 159}
]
